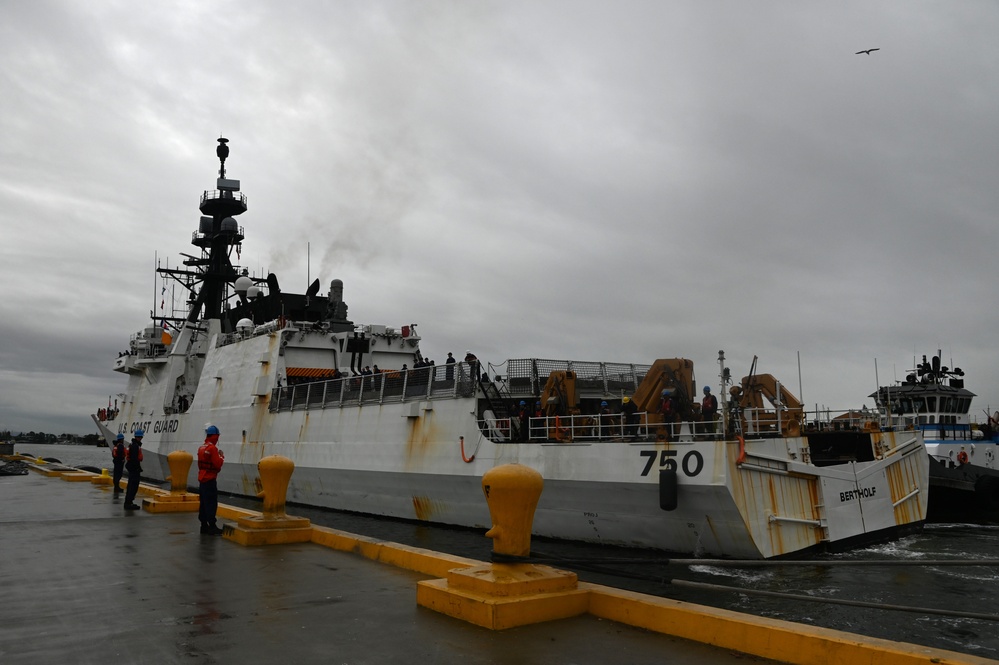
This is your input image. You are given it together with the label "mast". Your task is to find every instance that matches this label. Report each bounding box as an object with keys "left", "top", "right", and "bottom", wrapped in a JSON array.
[{"left": 184, "top": 137, "right": 247, "bottom": 322}]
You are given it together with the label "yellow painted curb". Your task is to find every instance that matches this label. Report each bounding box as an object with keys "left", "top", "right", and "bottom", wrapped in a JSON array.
[
  {"left": 310, "top": 525, "right": 479, "bottom": 578},
  {"left": 217, "top": 504, "right": 261, "bottom": 521},
  {"left": 60, "top": 472, "right": 96, "bottom": 482},
  {"left": 586, "top": 584, "right": 996, "bottom": 665}
]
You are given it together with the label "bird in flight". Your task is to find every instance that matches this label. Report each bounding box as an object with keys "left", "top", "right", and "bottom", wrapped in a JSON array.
[{"left": 856, "top": 48, "right": 880, "bottom": 55}]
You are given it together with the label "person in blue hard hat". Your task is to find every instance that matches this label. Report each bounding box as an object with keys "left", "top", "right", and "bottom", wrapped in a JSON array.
[
  {"left": 198, "top": 424, "right": 225, "bottom": 535},
  {"left": 599, "top": 400, "right": 612, "bottom": 439},
  {"left": 123, "top": 429, "right": 144, "bottom": 509},
  {"left": 110, "top": 433, "right": 126, "bottom": 497},
  {"left": 701, "top": 386, "right": 718, "bottom": 436}
]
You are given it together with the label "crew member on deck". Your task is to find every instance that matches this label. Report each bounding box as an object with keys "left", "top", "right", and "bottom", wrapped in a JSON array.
[
  {"left": 111, "top": 434, "right": 126, "bottom": 497},
  {"left": 464, "top": 350, "right": 480, "bottom": 382},
  {"left": 701, "top": 386, "right": 718, "bottom": 436},
  {"left": 198, "top": 424, "right": 225, "bottom": 535},
  {"left": 621, "top": 396, "right": 638, "bottom": 438},
  {"left": 123, "top": 430, "right": 144, "bottom": 510},
  {"left": 599, "top": 400, "right": 612, "bottom": 439}
]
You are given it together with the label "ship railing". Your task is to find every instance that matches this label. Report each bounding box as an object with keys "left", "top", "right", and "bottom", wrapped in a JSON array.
[
  {"left": 500, "top": 359, "right": 652, "bottom": 397},
  {"left": 270, "top": 362, "right": 480, "bottom": 412},
  {"left": 478, "top": 413, "right": 720, "bottom": 443},
  {"left": 761, "top": 407, "right": 908, "bottom": 435},
  {"left": 199, "top": 189, "right": 247, "bottom": 207},
  {"left": 267, "top": 359, "right": 654, "bottom": 413}
]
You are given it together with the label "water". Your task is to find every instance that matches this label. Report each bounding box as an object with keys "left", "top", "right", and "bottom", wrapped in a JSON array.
[{"left": 18, "top": 443, "right": 999, "bottom": 659}]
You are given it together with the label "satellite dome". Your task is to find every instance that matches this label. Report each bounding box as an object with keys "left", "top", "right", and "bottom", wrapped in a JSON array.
[
  {"left": 236, "top": 318, "right": 254, "bottom": 332},
  {"left": 221, "top": 217, "right": 239, "bottom": 232},
  {"left": 234, "top": 275, "right": 253, "bottom": 294}
]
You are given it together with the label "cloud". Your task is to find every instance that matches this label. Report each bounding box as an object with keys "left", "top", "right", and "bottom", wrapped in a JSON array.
[{"left": 2, "top": 0, "right": 999, "bottom": 433}]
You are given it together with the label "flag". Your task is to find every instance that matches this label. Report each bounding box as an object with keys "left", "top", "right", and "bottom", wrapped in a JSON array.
[{"left": 160, "top": 318, "right": 173, "bottom": 345}]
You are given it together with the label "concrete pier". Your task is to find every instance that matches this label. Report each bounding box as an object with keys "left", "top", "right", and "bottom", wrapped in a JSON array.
[
  {"left": 0, "top": 472, "right": 774, "bottom": 665},
  {"left": 2, "top": 465, "right": 995, "bottom": 665}
]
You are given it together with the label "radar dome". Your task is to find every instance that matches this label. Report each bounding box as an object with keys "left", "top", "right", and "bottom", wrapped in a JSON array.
[
  {"left": 234, "top": 275, "right": 253, "bottom": 295},
  {"left": 221, "top": 217, "right": 239, "bottom": 232},
  {"left": 236, "top": 318, "right": 254, "bottom": 332}
]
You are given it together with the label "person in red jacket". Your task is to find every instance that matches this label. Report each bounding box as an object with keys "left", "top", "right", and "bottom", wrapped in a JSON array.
[
  {"left": 123, "top": 430, "right": 144, "bottom": 510},
  {"left": 110, "top": 433, "right": 126, "bottom": 497},
  {"left": 197, "top": 424, "right": 225, "bottom": 535}
]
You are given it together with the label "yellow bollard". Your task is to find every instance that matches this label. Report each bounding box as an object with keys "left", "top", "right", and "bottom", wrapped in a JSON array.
[
  {"left": 257, "top": 455, "right": 295, "bottom": 518},
  {"left": 166, "top": 450, "right": 193, "bottom": 493},
  {"left": 91, "top": 467, "right": 114, "bottom": 486},
  {"left": 417, "top": 463, "right": 586, "bottom": 629},
  {"left": 482, "top": 464, "right": 544, "bottom": 558},
  {"left": 142, "top": 450, "right": 199, "bottom": 512},
  {"left": 224, "top": 455, "right": 311, "bottom": 545}
]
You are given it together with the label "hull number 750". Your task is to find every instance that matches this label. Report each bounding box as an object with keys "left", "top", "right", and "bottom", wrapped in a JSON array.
[{"left": 640, "top": 449, "right": 704, "bottom": 477}]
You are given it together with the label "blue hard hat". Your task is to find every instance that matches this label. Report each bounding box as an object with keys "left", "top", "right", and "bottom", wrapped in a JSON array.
[
  {"left": 134, "top": 429, "right": 144, "bottom": 437},
  {"left": 703, "top": 386, "right": 711, "bottom": 393},
  {"left": 205, "top": 425, "right": 220, "bottom": 436},
  {"left": 115, "top": 434, "right": 124, "bottom": 441},
  {"left": 601, "top": 400, "right": 608, "bottom": 406}
]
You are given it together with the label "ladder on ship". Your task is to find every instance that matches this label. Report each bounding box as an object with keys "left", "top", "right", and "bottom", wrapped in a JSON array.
[{"left": 479, "top": 379, "right": 521, "bottom": 441}]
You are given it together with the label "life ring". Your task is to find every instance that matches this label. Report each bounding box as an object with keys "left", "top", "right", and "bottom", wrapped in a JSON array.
[
  {"left": 736, "top": 435, "right": 747, "bottom": 465},
  {"left": 957, "top": 450, "right": 969, "bottom": 465}
]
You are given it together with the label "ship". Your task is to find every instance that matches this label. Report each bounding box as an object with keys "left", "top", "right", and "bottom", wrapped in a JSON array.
[
  {"left": 92, "top": 139, "right": 929, "bottom": 559},
  {"left": 871, "top": 351, "right": 999, "bottom": 520}
]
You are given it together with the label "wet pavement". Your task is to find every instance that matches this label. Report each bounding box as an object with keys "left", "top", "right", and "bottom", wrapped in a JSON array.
[{"left": 0, "top": 472, "right": 776, "bottom": 665}]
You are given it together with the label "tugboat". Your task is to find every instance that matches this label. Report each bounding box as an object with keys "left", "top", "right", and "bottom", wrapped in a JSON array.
[
  {"left": 92, "top": 139, "right": 930, "bottom": 558},
  {"left": 872, "top": 351, "right": 999, "bottom": 520}
]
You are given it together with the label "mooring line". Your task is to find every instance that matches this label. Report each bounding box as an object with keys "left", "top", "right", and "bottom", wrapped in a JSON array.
[
  {"left": 500, "top": 551, "right": 999, "bottom": 567},
  {"left": 671, "top": 579, "right": 999, "bottom": 622},
  {"left": 501, "top": 551, "right": 999, "bottom": 622}
]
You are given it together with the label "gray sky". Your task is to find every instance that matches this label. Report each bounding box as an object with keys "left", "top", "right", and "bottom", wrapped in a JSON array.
[{"left": 3, "top": 0, "right": 998, "bottom": 435}]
